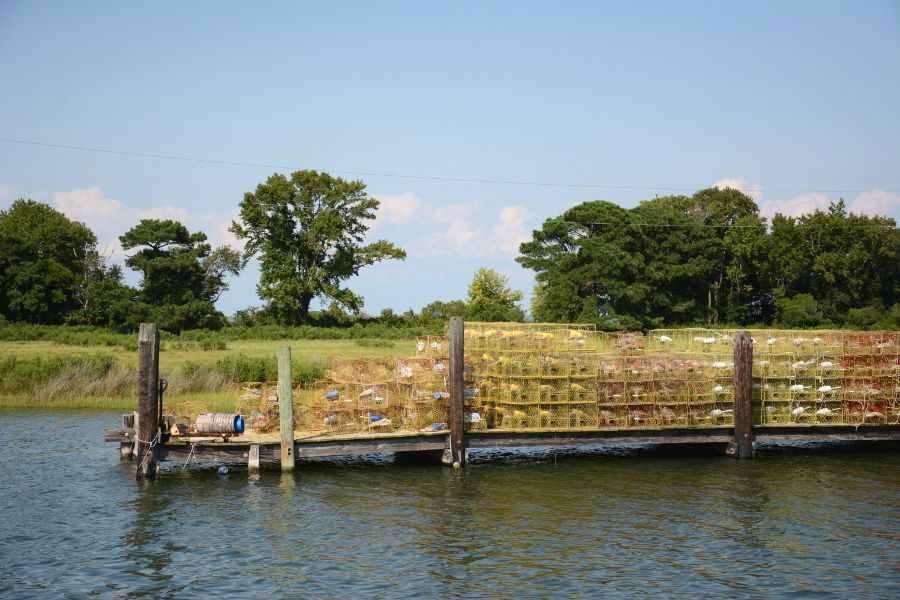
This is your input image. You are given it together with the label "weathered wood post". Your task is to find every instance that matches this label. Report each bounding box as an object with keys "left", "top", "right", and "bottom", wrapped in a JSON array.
[
  {"left": 120, "top": 412, "right": 135, "bottom": 459},
  {"left": 136, "top": 323, "right": 160, "bottom": 479},
  {"left": 248, "top": 444, "right": 260, "bottom": 474},
  {"left": 730, "top": 331, "right": 754, "bottom": 459},
  {"left": 277, "top": 346, "right": 295, "bottom": 471},
  {"left": 447, "top": 316, "right": 466, "bottom": 467}
]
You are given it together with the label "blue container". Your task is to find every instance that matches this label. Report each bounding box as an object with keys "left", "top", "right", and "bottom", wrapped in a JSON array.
[{"left": 234, "top": 415, "right": 245, "bottom": 434}]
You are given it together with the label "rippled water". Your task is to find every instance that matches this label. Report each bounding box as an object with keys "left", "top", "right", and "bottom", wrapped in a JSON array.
[{"left": 1, "top": 410, "right": 898, "bottom": 598}]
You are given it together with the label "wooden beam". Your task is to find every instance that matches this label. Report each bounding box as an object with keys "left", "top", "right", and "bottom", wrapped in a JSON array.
[
  {"left": 296, "top": 436, "right": 447, "bottom": 458},
  {"left": 447, "top": 316, "right": 466, "bottom": 467},
  {"left": 106, "top": 427, "right": 137, "bottom": 442},
  {"left": 277, "top": 346, "right": 295, "bottom": 471},
  {"left": 136, "top": 323, "right": 160, "bottom": 479},
  {"left": 468, "top": 428, "right": 734, "bottom": 448},
  {"left": 730, "top": 330, "right": 754, "bottom": 459}
]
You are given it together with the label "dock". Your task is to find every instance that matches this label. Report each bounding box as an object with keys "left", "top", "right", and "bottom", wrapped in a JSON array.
[{"left": 106, "top": 321, "right": 900, "bottom": 478}]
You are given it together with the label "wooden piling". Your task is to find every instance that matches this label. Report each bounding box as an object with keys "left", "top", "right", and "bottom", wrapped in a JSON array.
[
  {"left": 730, "top": 331, "right": 754, "bottom": 459},
  {"left": 448, "top": 316, "right": 466, "bottom": 467},
  {"left": 277, "top": 346, "right": 295, "bottom": 471},
  {"left": 136, "top": 323, "right": 160, "bottom": 479},
  {"left": 248, "top": 444, "right": 260, "bottom": 474},
  {"left": 120, "top": 413, "right": 135, "bottom": 459}
]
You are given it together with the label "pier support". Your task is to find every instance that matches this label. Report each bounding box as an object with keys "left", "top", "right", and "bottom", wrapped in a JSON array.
[
  {"left": 248, "top": 444, "right": 260, "bottom": 474},
  {"left": 447, "top": 316, "right": 467, "bottom": 467},
  {"left": 120, "top": 412, "right": 136, "bottom": 459},
  {"left": 277, "top": 346, "right": 295, "bottom": 472},
  {"left": 728, "top": 330, "right": 754, "bottom": 459},
  {"left": 136, "top": 323, "right": 160, "bottom": 479}
]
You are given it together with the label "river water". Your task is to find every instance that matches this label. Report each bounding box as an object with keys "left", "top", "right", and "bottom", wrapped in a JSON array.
[{"left": 1, "top": 410, "right": 898, "bottom": 598}]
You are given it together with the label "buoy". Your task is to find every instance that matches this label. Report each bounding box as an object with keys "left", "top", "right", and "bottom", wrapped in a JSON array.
[{"left": 217, "top": 466, "right": 229, "bottom": 475}]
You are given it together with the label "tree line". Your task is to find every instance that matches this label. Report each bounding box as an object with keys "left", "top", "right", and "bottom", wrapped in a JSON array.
[
  {"left": 1, "top": 171, "right": 897, "bottom": 333},
  {"left": 518, "top": 188, "right": 899, "bottom": 329}
]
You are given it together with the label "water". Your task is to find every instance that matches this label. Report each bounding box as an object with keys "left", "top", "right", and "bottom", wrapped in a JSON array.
[{"left": 1, "top": 410, "right": 898, "bottom": 598}]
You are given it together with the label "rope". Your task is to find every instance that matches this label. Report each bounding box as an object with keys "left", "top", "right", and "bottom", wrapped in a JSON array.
[
  {"left": 137, "top": 429, "right": 161, "bottom": 472},
  {"left": 180, "top": 443, "right": 197, "bottom": 472}
]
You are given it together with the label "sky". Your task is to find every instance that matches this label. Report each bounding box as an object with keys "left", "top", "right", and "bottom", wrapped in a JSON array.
[{"left": 1, "top": 0, "right": 899, "bottom": 317}]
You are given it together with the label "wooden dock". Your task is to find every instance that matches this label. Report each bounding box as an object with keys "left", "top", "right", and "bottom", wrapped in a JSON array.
[{"left": 106, "top": 322, "right": 900, "bottom": 478}]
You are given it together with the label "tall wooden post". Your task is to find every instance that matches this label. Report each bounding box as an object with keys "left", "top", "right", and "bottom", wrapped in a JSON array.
[
  {"left": 448, "top": 316, "right": 466, "bottom": 467},
  {"left": 277, "top": 346, "right": 295, "bottom": 471},
  {"left": 136, "top": 323, "right": 160, "bottom": 479},
  {"left": 731, "top": 331, "right": 754, "bottom": 459}
]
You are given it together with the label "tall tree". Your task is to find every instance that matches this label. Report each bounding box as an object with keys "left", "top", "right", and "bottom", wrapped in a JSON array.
[
  {"left": 231, "top": 170, "right": 406, "bottom": 325},
  {"left": 768, "top": 200, "right": 898, "bottom": 323},
  {"left": 517, "top": 200, "right": 718, "bottom": 329},
  {"left": 643, "top": 188, "right": 762, "bottom": 323},
  {"left": 0, "top": 199, "right": 97, "bottom": 324},
  {"left": 120, "top": 219, "right": 240, "bottom": 332},
  {"left": 466, "top": 267, "right": 524, "bottom": 322}
]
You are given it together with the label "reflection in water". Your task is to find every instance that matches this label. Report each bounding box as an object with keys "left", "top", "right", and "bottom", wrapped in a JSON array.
[{"left": 1, "top": 410, "right": 898, "bottom": 598}]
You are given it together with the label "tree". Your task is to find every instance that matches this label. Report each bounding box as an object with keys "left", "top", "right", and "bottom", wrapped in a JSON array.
[
  {"left": 517, "top": 200, "right": 719, "bottom": 329},
  {"left": 643, "top": 188, "right": 762, "bottom": 323},
  {"left": 68, "top": 264, "right": 146, "bottom": 330},
  {"left": 120, "top": 219, "right": 239, "bottom": 332},
  {"left": 767, "top": 200, "right": 898, "bottom": 324},
  {"left": 0, "top": 199, "right": 97, "bottom": 324},
  {"left": 231, "top": 170, "right": 407, "bottom": 325},
  {"left": 466, "top": 268, "right": 524, "bottom": 322},
  {"left": 420, "top": 299, "right": 468, "bottom": 322}
]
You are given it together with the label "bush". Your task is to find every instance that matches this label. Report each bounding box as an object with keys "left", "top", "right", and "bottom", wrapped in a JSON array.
[
  {"left": 211, "top": 354, "right": 324, "bottom": 384},
  {"left": 775, "top": 294, "right": 822, "bottom": 328}
]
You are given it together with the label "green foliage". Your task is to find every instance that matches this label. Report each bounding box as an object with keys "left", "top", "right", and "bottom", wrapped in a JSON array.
[
  {"left": 466, "top": 267, "right": 524, "bottom": 322},
  {"left": 0, "top": 200, "right": 97, "bottom": 324},
  {"left": 420, "top": 299, "right": 468, "bottom": 323},
  {"left": 518, "top": 200, "right": 718, "bottom": 329},
  {"left": 0, "top": 354, "right": 120, "bottom": 395},
  {"left": 354, "top": 338, "right": 395, "bottom": 348},
  {"left": 767, "top": 201, "right": 898, "bottom": 324},
  {"left": 518, "top": 194, "right": 898, "bottom": 329},
  {"left": 774, "top": 293, "right": 823, "bottom": 328},
  {"left": 231, "top": 170, "right": 406, "bottom": 325},
  {"left": 120, "top": 219, "right": 238, "bottom": 333},
  {"left": 211, "top": 354, "right": 324, "bottom": 384},
  {"left": 67, "top": 264, "right": 146, "bottom": 330},
  {"left": 0, "top": 321, "right": 138, "bottom": 350}
]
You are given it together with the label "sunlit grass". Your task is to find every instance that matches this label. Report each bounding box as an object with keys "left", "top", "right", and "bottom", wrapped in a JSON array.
[{"left": 0, "top": 338, "right": 410, "bottom": 412}]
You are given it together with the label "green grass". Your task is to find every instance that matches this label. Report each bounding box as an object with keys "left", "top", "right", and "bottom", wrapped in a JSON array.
[{"left": 0, "top": 337, "right": 409, "bottom": 412}]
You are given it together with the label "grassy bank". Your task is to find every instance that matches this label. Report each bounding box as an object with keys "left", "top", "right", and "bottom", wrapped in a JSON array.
[{"left": 0, "top": 337, "right": 408, "bottom": 412}]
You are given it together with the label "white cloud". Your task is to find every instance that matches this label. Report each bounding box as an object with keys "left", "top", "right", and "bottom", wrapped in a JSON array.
[
  {"left": 0, "top": 183, "right": 17, "bottom": 202},
  {"left": 759, "top": 192, "right": 830, "bottom": 219},
  {"left": 138, "top": 205, "right": 190, "bottom": 222},
  {"left": 849, "top": 189, "right": 900, "bottom": 219},
  {"left": 51, "top": 186, "right": 243, "bottom": 258},
  {"left": 757, "top": 189, "right": 900, "bottom": 221},
  {"left": 410, "top": 200, "right": 535, "bottom": 258},
  {"left": 52, "top": 187, "right": 132, "bottom": 257},
  {"left": 712, "top": 176, "right": 763, "bottom": 202},
  {"left": 372, "top": 192, "right": 422, "bottom": 228},
  {"left": 430, "top": 200, "right": 484, "bottom": 253},
  {"left": 493, "top": 205, "right": 533, "bottom": 253}
]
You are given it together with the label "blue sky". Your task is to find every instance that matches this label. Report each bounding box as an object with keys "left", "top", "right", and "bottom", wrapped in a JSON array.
[{"left": 1, "top": 1, "right": 899, "bottom": 317}]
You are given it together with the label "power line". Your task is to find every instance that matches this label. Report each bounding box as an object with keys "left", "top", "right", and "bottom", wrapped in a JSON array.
[
  {"left": 561, "top": 220, "right": 895, "bottom": 229},
  {"left": 2, "top": 136, "right": 896, "bottom": 195}
]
